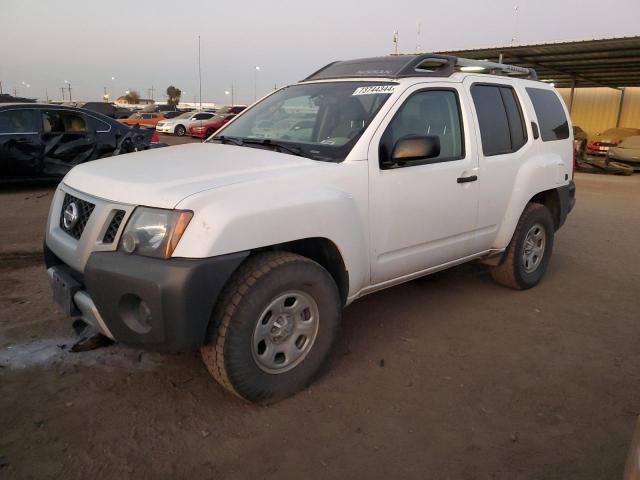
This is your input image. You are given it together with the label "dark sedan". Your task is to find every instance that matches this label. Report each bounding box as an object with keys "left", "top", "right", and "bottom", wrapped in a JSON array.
[{"left": 0, "top": 103, "right": 161, "bottom": 181}]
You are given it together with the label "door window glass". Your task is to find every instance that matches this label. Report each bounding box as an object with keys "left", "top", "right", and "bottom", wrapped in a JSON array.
[
  {"left": 43, "top": 111, "right": 88, "bottom": 133},
  {"left": 379, "top": 89, "right": 464, "bottom": 168},
  {"left": 471, "top": 84, "right": 527, "bottom": 156},
  {"left": 0, "top": 109, "right": 38, "bottom": 133}
]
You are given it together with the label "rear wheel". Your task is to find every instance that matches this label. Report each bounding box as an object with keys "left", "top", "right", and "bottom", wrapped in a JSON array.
[
  {"left": 491, "top": 203, "right": 555, "bottom": 290},
  {"left": 174, "top": 125, "right": 186, "bottom": 136},
  {"left": 201, "top": 252, "right": 341, "bottom": 404}
]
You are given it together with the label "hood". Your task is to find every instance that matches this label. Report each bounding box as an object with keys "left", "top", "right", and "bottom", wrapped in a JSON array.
[{"left": 63, "top": 143, "right": 324, "bottom": 208}]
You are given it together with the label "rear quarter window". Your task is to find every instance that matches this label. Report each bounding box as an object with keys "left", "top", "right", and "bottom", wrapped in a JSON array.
[{"left": 526, "top": 88, "right": 569, "bottom": 141}]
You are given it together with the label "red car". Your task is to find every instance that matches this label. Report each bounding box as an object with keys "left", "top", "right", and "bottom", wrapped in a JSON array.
[{"left": 189, "top": 105, "right": 246, "bottom": 138}]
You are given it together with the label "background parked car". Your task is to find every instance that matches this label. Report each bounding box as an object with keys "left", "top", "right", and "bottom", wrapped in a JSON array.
[
  {"left": 119, "top": 112, "right": 165, "bottom": 127},
  {"left": 162, "top": 111, "right": 184, "bottom": 119},
  {"left": 80, "top": 102, "right": 132, "bottom": 119},
  {"left": 189, "top": 105, "right": 247, "bottom": 138},
  {"left": 573, "top": 125, "right": 588, "bottom": 159},
  {"left": 608, "top": 136, "right": 640, "bottom": 171},
  {"left": 0, "top": 103, "right": 161, "bottom": 181},
  {"left": 586, "top": 127, "right": 640, "bottom": 155},
  {"left": 156, "top": 111, "right": 217, "bottom": 136}
]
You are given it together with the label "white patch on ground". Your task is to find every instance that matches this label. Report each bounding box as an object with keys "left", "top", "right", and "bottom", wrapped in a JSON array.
[{"left": 0, "top": 337, "right": 161, "bottom": 371}]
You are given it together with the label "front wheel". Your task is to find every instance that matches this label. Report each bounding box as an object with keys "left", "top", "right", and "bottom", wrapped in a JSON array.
[
  {"left": 491, "top": 203, "right": 555, "bottom": 290},
  {"left": 174, "top": 125, "right": 186, "bottom": 136},
  {"left": 201, "top": 252, "right": 341, "bottom": 404}
]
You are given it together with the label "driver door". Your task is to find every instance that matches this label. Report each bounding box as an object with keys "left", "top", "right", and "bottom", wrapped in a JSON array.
[{"left": 368, "top": 84, "right": 480, "bottom": 284}]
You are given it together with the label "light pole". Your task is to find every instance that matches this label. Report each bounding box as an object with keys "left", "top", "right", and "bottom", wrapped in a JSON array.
[
  {"left": 225, "top": 84, "right": 235, "bottom": 106},
  {"left": 64, "top": 80, "right": 72, "bottom": 102},
  {"left": 254, "top": 66, "right": 260, "bottom": 102}
]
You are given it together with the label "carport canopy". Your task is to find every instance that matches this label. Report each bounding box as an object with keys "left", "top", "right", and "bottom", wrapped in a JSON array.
[{"left": 437, "top": 36, "right": 640, "bottom": 90}]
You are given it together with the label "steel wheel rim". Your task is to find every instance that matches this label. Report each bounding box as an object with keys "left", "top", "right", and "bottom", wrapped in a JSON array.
[
  {"left": 252, "top": 290, "right": 320, "bottom": 374},
  {"left": 522, "top": 223, "right": 546, "bottom": 273}
]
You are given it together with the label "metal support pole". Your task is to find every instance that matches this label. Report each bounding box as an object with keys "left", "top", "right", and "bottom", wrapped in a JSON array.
[
  {"left": 616, "top": 88, "right": 626, "bottom": 128},
  {"left": 568, "top": 80, "right": 576, "bottom": 114}
]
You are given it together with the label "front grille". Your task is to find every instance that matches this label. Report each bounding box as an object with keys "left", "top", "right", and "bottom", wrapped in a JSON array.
[
  {"left": 102, "top": 210, "right": 125, "bottom": 244},
  {"left": 59, "top": 194, "right": 95, "bottom": 240}
]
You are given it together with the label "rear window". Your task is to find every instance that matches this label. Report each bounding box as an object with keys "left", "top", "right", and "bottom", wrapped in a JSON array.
[
  {"left": 526, "top": 88, "right": 569, "bottom": 141},
  {"left": 0, "top": 109, "right": 38, "bottom": 133},
  {"left": 470, "top": 84, "right": 527, "bottom": 156}
]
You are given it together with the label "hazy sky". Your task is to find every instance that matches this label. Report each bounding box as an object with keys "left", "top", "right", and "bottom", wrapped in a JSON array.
[{"left": 1, "top": 0, "right": 638, "bottom": 104}]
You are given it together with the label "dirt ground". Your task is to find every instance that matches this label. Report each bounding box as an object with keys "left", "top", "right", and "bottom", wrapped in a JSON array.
[{"left": 1, "top": 170, "right": 639, "bottom": 480}]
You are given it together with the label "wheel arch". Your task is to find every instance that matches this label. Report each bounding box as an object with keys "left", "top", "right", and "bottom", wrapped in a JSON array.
[
  {"left": 530, "top": 188, "right": 562, "bottom": 230},
  {"left": 253, "top": 237, "right": 349, "bottom": 306}
]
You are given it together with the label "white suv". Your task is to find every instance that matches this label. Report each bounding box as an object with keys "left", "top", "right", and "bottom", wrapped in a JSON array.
[{"left": 45, "top": 54, "right": 576, "bottom": 403}]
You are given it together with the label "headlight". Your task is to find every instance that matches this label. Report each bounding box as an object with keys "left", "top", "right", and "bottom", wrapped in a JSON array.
[{"left": 119, "top": 207, "right": 193, "bottom": 258}]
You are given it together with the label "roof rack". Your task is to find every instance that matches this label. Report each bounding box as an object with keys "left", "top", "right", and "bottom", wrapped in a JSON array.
[{"left": 302, "top": 54, "right": 537, "bottom": 82}]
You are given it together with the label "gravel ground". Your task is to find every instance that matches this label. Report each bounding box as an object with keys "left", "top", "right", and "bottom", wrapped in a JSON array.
[{"left": 0, "top": 171, "right": 639, "bottom": 479}]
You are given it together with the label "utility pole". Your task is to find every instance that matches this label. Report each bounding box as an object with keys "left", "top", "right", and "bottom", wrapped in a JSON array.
[
  {"left": 61, "top": 87, "right": 65, "bottom": 101},
  {"left": 0, "top": 80, "right": 3, "bottom": 94},
  {"left": 150, "top": 85, "right": 154, "bottom": 101},
  {"left": 393, "top": 30, "right": 399, "bottom": 55}
]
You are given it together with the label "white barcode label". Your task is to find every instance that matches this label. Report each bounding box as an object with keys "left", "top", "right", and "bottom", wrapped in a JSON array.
[{"left": 352, "top": 85, "right": 396, "bottom": 95}]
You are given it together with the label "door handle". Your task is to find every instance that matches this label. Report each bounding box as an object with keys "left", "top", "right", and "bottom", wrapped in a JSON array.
[{"left": 457, "top": 175, "right": 478, "bottom": 183}]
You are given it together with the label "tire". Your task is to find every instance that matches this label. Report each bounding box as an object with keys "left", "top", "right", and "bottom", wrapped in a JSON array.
[
  {"left": 206, "top": 129, "right": 215, "bottom": 137},
  {"left": 201, "top": 251, "right": 341, "bottom": 404},
  {"left": 490, "top": 203, "right": 555, "bottom": 290},
  {"left": 174, "top": 125, "right": 186, "bottom": 136}
]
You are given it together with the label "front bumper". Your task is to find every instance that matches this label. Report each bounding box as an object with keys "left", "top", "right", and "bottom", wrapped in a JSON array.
[
  {"left": 45, "top": 245, "right": 249, "bottom": 352},
  {"left": 156, "top": 124, "right": 174, "bottom": 133}
]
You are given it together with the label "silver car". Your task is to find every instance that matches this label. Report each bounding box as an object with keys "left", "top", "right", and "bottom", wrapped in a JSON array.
[{"left": 608, "top": 136, "right": 640, "bottom": 171}]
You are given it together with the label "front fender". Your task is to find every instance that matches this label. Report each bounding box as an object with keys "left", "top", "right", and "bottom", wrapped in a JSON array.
[{"left": 172, "top": 168, "right": 369, "bottom": 297}]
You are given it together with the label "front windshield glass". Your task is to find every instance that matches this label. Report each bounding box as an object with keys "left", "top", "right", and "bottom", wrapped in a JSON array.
[{"left": 209, "top": 81, "right": 396, "bottom": 162}]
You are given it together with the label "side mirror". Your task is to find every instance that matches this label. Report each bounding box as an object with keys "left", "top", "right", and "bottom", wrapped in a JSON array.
[{"left": 391, "top": 135, "right": 440, "bottom": 164}]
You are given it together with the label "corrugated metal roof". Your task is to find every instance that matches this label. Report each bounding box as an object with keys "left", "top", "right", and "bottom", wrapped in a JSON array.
[{"left": 437, "top": 36, "right": 640, "bottom": 89}]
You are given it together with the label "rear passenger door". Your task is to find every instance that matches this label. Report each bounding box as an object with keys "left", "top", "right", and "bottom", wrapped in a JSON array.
[
  {"left": 41, "top": 109, "right": 97, "bottom": 176},
  {"left": 463, "top": 78, "right": 532, "bottom": 252}
]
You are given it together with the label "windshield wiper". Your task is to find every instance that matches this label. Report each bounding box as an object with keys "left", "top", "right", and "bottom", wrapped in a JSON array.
[
  {"left": 239, "top": 138, "right": 305, "bottom": 158},
  {"left": 211, "top": 135, "right": 243, "bottom": 146},
  {"left": 211, "top": 135, "right": 310, "bottom": 159}
]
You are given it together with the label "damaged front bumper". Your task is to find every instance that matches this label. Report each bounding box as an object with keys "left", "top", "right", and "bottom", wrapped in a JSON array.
[{"left": 45, "top": 244, "right": 248, "bottom": 352}]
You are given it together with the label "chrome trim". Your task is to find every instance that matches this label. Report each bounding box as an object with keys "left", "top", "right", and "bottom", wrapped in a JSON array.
[{"left": 73, "top": 290, "right": 115, "bottom": 339}]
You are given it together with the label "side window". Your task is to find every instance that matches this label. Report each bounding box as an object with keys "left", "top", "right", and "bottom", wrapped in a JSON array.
[
  {"left": 379, "top": 89, "right": 464, "bottom": 168},
  {"left": 42, "top": 111, "right": 88, "bottom": 133},
  {"left": 194, "top": 113, "right": 211, "bottom": 120},
  {"left": 470, "top": 84, "right": 527, "bottom": 156},
  {"left": 87, "top": 115, "right": 111, "bottom": 132},
  {"left": 0, "top": 109, "right": 38, "bottom": 133},
  {"left": 525, "top": 87, "right": 570, "bottom": 141}
]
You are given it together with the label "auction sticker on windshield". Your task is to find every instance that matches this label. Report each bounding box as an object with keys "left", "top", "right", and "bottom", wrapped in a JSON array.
[{"left": 352, "top": 85, "right": 395, "bottom": 95}]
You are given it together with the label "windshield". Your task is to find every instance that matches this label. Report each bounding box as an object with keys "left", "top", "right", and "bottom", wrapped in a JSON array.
[{"left": 209, "top": 81, "right": 396, "bottom": 162}]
